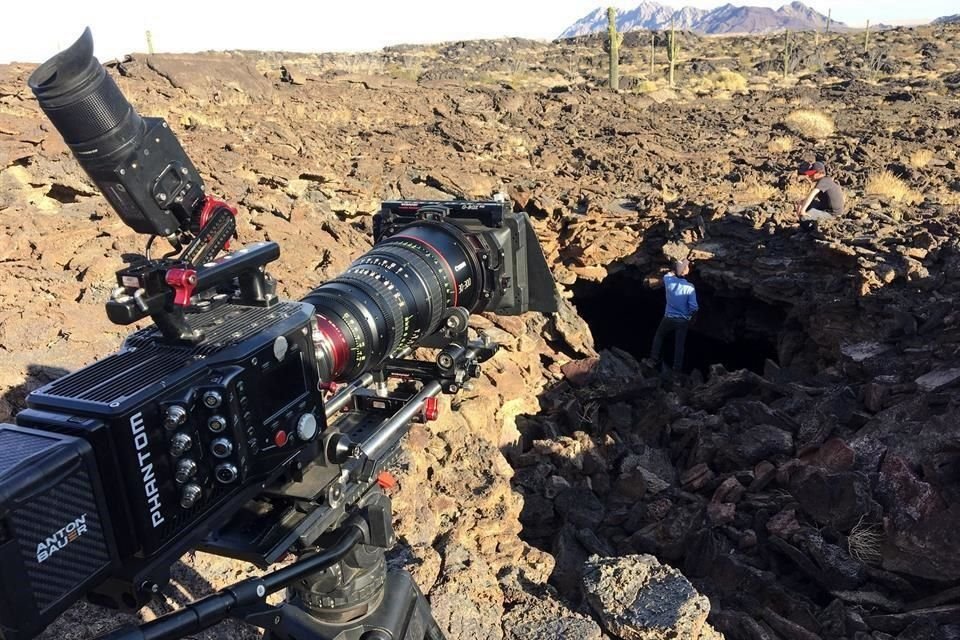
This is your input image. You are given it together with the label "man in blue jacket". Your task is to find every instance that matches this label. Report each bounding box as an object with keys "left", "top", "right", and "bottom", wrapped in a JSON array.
[{"left": 650, "top": 260, "right": 699, "bottom": 373}]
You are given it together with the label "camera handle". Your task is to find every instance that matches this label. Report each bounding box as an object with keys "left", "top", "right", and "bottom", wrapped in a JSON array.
[{"left": 106, "top": 241, "right": 280, "bottom": 343}]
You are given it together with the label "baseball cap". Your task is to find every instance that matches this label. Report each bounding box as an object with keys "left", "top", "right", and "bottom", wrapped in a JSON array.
[{"left": 797, "top": 161, "right": 826, "bottom": 176}]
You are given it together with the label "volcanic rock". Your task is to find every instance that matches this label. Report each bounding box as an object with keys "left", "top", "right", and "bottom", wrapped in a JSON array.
[{"left": 582, "top": 554, "right": 714, "bottom": 640}]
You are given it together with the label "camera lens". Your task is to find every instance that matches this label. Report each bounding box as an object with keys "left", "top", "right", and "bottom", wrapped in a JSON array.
[{"left": 304, "top": 221, "right": 483, "bottom": 382}]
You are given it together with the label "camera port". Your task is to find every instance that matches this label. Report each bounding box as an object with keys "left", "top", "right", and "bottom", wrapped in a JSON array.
[
  {"left": 211, "top": 437, "right": 233, "bottom": 458},
  {"left": 215, "top": 463, "right": 239, "bottom": 484}
]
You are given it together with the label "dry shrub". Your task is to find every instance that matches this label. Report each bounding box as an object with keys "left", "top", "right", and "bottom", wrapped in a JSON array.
[
  {"left": 689, "top": 70, "right": 748, "bottom": 94},
  {"left": 847, "top": 516, "right": 883, "bottom": 565},
  {"left": 936, "top": 189, "right": 960, "bottom": 206},
  {"left": 635, "top": 80, "right": 659, "bottom": 93},
  {"left": 786, "top": 179, "right": 809, "bottom": 202},
  {"left": 767, "top": 136, "right": 794, "bottom": 153},
  {"left": 735, "top": 181, "right": 779, "bottom": 204},
  {"left": 866, "top": 171, "right": 923, "bottom": 204},
  {"left": 784, "top": 109, "right": 835, "bottom": 139},
  {"left": 711, "top": 70, "right": 748, "bottom": 92},
  {"left": 909, "top": 149, "right": 935, "bottom": 168}
]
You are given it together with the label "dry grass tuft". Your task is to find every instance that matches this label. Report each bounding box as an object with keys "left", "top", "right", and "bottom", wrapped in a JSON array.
[
  {"left": 935, "top": 189, "right": 960, "bottom": 206},
  {"left": 710, "top": 70, "right": 749, "bottom": 92},
  {"left": 634, "top": 80, "right": 660, "bottom": 93},
  {"left": 847, "top": 516, "right": 883, "bottom": 565},
  {"left": 689, "top": 70, "right": 749, "bottom": 94},
  {"left": 784, "top": 109, "right": 835, "bottom": 140},
  {"left": 866, "top": 171, "right": 923, "bottom": 205},
  {"left": 735, "top": 181, "right": 779, "bottom": 204},
  {"left": 767, "top": 136, "right": 794, "bottom": 153},
  {"left": 909, "top": 149, "right": 935, "bottom": 168}
]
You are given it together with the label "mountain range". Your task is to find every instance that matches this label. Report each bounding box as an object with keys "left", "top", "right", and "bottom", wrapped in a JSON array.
[
  {"left": 559, "top": 1, "right": 844, "bottom": 37},
  {"left": 933, "top": 14, "right": 960, "bottom": 24}
]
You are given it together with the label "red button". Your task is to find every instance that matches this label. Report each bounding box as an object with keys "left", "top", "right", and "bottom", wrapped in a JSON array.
[{"left": 274, "top": 430, "right": 288, "bottom": 447}]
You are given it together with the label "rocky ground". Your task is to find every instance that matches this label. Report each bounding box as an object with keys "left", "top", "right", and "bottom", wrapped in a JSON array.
[{"left": 1, "top": 22, "right": 959, "bottom": 640}]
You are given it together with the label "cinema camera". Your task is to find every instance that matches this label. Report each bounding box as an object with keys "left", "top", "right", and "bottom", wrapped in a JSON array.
[{"left": 0, "top": 29, "right": 557, "bottom": 640}]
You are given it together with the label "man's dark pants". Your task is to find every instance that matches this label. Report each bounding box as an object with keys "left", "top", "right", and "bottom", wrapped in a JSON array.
[{"left": 651, "top": 316, "right": 689, "bottom": 372}]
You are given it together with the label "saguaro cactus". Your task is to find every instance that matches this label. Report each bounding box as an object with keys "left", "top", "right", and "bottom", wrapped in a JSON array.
[
  {"left": 864, "top": 20, "right": 871, "bottom": 52},
  {"left": 783, "top": 29, "right": 793, "bottom": 79},
  {"left": 650, "top": 32, "right": 655, "bottom": 76},
  {"left": 825, "top": 9, "right": 832, "bottom": 33},
  {"left": 146, "top": 30, "right": 154, "bottom": 55},
  {"left": 667, "top": 19, "right": 679, "bottom": 88},
  {"left": 607, "top": 7, "right": 621, "bottom": 90}
]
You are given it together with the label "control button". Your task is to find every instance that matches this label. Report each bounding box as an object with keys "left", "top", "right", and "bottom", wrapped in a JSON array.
[
  {"left": 296, "top": 413, "right": 318, "bottom": 441},
  {"left": 175, "top": 459, "right": 197, "bottom": 484},
  {"left": 170, "top": 433, "right": 192, "bottom": 457},
  {"left": 243, "top": 411, "right": 254, "bottom": 425},
  {"left": 274, "top": 430, "right": 288, "bottom": 447},
  {"left": 215, "top": 463, "right": 239, "bottom": 484},
  {"left": 180, "top": 484, "right": 202, "bottom": 509},
  {"left": 208, "top": 415, "right": 227, "bottom": 433},
  {"left": 211, "top": 437, "right": 233, "bottom": 458},
  {"left": 201, "top": 390, "right": 222, "bottom": 409},
  {"left": 273, "top": 336, "right": 288, "bottom": 362},
  {"left": 240, "top": 396, "right": 249, "bottom": 409},
  {"left": 164, "top": 405, "right": 188, "bottom": 430},
  {"left": 237, "top": 381, "right": 246, "bottom": 393}
]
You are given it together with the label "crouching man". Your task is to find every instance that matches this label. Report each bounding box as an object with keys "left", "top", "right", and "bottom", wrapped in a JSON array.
[{"left": 795, "top": 160, "right": 845, "bottom": 224}]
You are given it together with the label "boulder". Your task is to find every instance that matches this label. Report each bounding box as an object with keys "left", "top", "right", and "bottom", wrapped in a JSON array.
[{"left": 582, "top": 554, "right": 713, "bottom": 640}]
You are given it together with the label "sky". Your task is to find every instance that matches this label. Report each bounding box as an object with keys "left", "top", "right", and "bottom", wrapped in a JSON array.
[{"left": 1, "top": 0, "right": 954, "bottom": 64}]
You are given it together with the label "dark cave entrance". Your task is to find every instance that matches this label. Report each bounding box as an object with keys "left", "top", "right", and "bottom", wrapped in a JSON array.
[{"left": 570, "top": 268, "right": 786, "bottom": 375}]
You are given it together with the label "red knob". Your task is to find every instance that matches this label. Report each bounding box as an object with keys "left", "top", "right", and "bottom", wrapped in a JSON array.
[
  {"left": 423, "top": 397, "right": 439, "bottom": 422},
  {"left": 274, "top": 430, "right": 288, "bottom": 447}
]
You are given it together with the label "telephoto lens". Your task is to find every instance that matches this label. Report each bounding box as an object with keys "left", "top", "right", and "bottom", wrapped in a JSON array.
[{"left": 305, "top": 221, "right": 483, "bottom": 382}]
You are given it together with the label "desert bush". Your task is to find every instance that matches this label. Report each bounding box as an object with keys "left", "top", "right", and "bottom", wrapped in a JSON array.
[
  {"left": 909, "top": 149, "right": 935, "bottom": 168},
  {"left": 634, "top": 79, "right": 660, "bottom": 93},
  {"left": 784, "top": 109, "right": 835, "bottom": 139},
  {"left": 847, "top": 516, "right": 882, "bottom": 565},
  {"left": 866, "top": 170, "right": 923, "bottom": 204},
  {"left": 712, "top": 70, "right": 748, "bottom": 91},
  {"left": 688, "top": 70, "right": 748, "bottom": 94},
  {"left": 767, "top": 136, "right": 794, "bottom": 153},
  {"left": 935, "top": 189, "right": 960, "bottom": 206},
  {"left": 734, "top": 181, "right": 779, "bottom": 204}
]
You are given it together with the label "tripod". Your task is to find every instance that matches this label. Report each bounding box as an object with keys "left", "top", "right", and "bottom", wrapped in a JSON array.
[{"left": 100, "top": 521, "right": 444, "bottom": 640}]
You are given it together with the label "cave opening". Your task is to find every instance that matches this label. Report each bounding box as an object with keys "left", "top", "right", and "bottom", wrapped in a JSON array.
[{"left": 570, "top": 268, "right": 787, "bottom": 375}]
